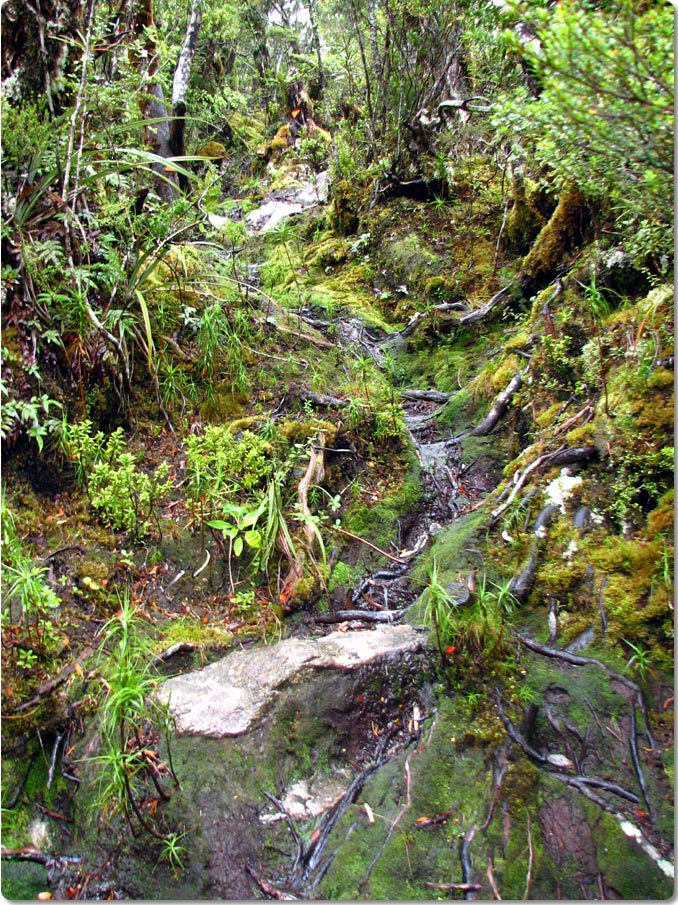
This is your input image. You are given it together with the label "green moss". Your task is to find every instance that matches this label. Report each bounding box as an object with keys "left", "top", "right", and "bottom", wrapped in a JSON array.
[
  {"left": 343, "top": 470, "right": 422, "bottom": 558},
  {"left": 409, "top": 508, "right": 486, "bottom": 594},
  {"left": 585, "top": 805, "right": 673, "bottom": 899},
  {"left": 521, "top": 185, "right": 586, "bottom": 285},
  {"left": 1, "top": 861, "right": 49, "bottom": 900}
]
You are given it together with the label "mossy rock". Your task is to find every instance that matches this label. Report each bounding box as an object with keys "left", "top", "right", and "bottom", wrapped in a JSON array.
[
  {"left": 331, "top": 178, "right": 364, "bottom": 235},
  {"left": 195, "top": 141, "right": 227, "bottom": 160}
]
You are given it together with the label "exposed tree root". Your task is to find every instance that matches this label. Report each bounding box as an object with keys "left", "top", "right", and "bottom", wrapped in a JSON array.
[
  {"left": 279, "top": 432, "right": 326, "bottom": 609},
  {"left": 466, "top": 371, "right": 524, "bottom": 437}
]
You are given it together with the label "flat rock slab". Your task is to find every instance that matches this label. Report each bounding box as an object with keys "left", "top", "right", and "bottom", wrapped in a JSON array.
[{"left": 159, "top": 624, "right": 427, "bottom": 737}]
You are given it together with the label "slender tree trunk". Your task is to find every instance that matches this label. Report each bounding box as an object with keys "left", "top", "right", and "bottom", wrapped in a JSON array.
[
  {"left": 306, "top": 0, "right": 325, "bottom": 96},
  {"left": 170, "top": 0, "right": 203, "bottom": 188},
  {"left": 131, "top": 0, "right": 179, "bottom": 202}
]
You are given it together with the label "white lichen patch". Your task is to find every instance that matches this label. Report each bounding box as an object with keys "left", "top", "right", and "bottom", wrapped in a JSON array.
[{"left": 544, "top": 469, "right": 583, "bottom": 513}]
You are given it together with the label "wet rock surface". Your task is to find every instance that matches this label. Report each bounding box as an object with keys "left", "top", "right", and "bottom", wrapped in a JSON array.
[
  {"left": 159, "top": 623, "right": 429, "bottom": 737},
  {"left": 245, "top": 171, "right": 329, "bottom": 232}
]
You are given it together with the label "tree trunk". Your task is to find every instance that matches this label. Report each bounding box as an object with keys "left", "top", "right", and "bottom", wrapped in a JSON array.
[
  {"left": 2, "top": 0, "right": 85, "bottom": 111},
  {"left": 170, "top": 0, "right": 203, "bottom": 189},
  {"left": 306, "top": 0, "right": 325, "bottom": 96},
  {"left": 131, "top": 0, "right": 179, "bottom": 202}
]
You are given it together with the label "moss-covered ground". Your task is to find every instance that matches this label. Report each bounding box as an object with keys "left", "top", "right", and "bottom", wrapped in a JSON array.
[{"left": 2, "top": 141, "right": 673, "bottom": 898}]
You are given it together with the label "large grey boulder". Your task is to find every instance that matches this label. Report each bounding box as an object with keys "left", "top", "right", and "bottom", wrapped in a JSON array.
[{"left": 158, "top": 623, "right": 428, "bottom": 737}]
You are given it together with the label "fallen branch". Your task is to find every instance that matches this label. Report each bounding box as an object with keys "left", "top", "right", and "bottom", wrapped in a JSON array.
[
  {"left": 459, "top": 287, "right": 510, "bottom": 327},
  {"left": 313, "top": 609, "right": 407, "bottom": 624},
  {"left": 246, "top": 864, "right": 299, "bottom": 900},
  {"left": 298, "top": 388, "right": 348, "bottom": 409},
  {"left": 329, "top": 526, "right": 407, "bottom": 564},
  {"left": 401, "top": 389, "right": 453, "bottom": 403},
  {"left": 153, "top": 642, "right": 197, "bottom": 665},
  {"left": 257, "top": 315, "right": 335, "bottom": 349},
  {"left": 9, "top": 644, "right": 95, "bottom": 713},
  {"left": 460, "top": 822, "right": 478, "bottom": 899},
  {"left": 279, "top": 433, "right": 326, "bottom": 609},
  {"left": 489, "top": 445, "right": 566, "bottom": 526},
  {"left": 1, "top": 848, "right": 81, "bottom": 867},
  {"left": 414, "top": 808, "right": 456, "bottom": 829},
  {"left": 359, "top": 751, "right": 415, "bottom": 892},
  {"left": 490, "top": 445, "right": 598, "bottom": 526},
  {"left": 468, "top": 371, "right": 524, "bottom": 437},
  {"left": 553, "top": 403, "right": 594, "bottom": 437},
  {"left": 629, "top": 706, "right": 654, "bottom": 818},
  {"left": 480, "top": 746, "right": 510, "bottom": 831},
  {"left": 263, "top": 791, "right": 304, "bottom": 878},
  {"left": 513, "top": 634, "right": 645, "bottom": 700},
  {"left": 425, "top": 882, "right": 483, "bottom": 892},
  {"left": 524, "top": 812, "right": 533, "bottom": 900}
]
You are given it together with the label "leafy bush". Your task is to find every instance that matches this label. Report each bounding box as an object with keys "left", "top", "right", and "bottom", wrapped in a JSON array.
[
  {"left": 88, "top": 454, "right": 172, "bottom": 541},
  {"left": 495, "top": 0, "right": 673, "bottom": 266},
  {"left": 60, "top": 420, "right": 172, "bottom": 539},
  {"left": 184, "top": 426, "right": 275, "bottom": 523}
]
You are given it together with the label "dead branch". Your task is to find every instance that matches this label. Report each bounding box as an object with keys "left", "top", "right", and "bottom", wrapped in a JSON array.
[
  {"left": 153, "top": 642, "right": 196, "bottom": 665},
  {"left": 575, "top": 777, "right": 639, "bottom": 804},
  {"left": 9, "top": 644, "right": 95, "bottom": 713},
  {"left": 279, "top": 433, "right": 326, "bottom": 609},
  {"left": 425, "top": 882, "right": 483, "bottom": 892},
  {"left": 414, "top": 808, "right": 456, "bottom": 829},
  {"left": 514, "top": 633, "right": 649, "bottom": 714},
  {"left": 509, "top": 542, "right": 538, "bottom": 603},
  {"left": 1, "top": 848, "right": 81, "bottom": 868},
  {"left": 246, "top": 864, "right": 299, "bottom": 900},
  {"left": 459, "top": 287, "right": 510, "bottom": 326},
  {"left": 553, "top": 403, "right": 594, "bottom": 437},
  {"left": 329, "top": 525, "right": 407, "bottom": 564},
  {"left": 313, "top": 609, "right": 407, "bottom": 624},
  {"left": 257, "top": 315, "right": 335, "bottom": 349},
  {"left": 523, "top": 812, "right": 534, "bottom": 900},
  {"left": 495, "top": 695, "right": 547, "bottom": 765},
  {"left": 460, "top": 822, "right": 478, "bottom": 899},
  {"left": 298, "top": 387, "right": 348, "bottom": 409},
  {"left": 487, "top": 856, "right": 502, "bottom": 900},
  {"left": 468, "top": 371, "right": 524, "bottom": 437},
  {"left": 490, "top": 445, "right": 599, "bottom": 526},
  {"left": 359, "top": 750, "right": 415, "bottom": 892},
  {"left": 629, "top": 706, "right": 654, "bottom": 818},
  {"left": 263, "top": 791, "right": 304, "bottom": 878},
  {"left": 489, "top": 445, "right": 566, "bottom": 525},
  {"left": 401, "top": 389, "right": 453, "bottom": 403},
  {"left": 480, "top": 746, "right": 510, "bottom": 831}
]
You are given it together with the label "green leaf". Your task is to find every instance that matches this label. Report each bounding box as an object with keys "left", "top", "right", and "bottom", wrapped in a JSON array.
[
  {"left": 135, "top": 289, "right": 155, "bottom": 373},
  {"left": 233, "top": 536, "right": 244, "bottom": 557},
  {"left": 206, "top": 519, "right": 231, "bottom": 531},
  {"left": 244, "top": 529, "right": 262, "bottom": 549}
]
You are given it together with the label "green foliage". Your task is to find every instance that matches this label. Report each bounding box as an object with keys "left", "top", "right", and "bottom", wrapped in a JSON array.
[
  {"left": 420, "top": 557, "right": 456, "bottom": 659},
  {"left": 88, "top": 454, "right": 172, "bottom": 541},
  {"left": 59, "top": 420, "right": 126, "bottom": 488},
  {"left": 0, "top": 385, "right": 63, "bottom": 452},
  {"left": 4, "top": 558, "right": 60, "bottom": 645},
  {"left": 496, "top": 0, "right": 673, "bottom": 265},
  {"left": 60, "top": 419, "right": 171, "bottom": 539},
  {"left": 95, "top": 595, "right": 182, "bottom": 846},
  {"left": 184, "top": 425, "right": 275, "bottom": 523}
]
